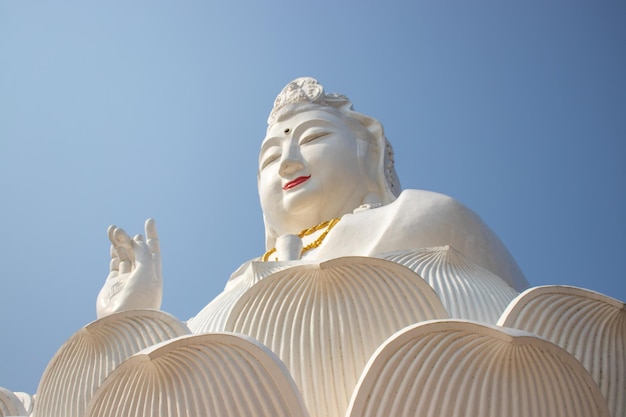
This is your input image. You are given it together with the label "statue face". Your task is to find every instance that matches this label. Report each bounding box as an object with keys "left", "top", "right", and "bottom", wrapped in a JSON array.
[{"left": 259, "top": 109, "right": 370, "bottom": 235}]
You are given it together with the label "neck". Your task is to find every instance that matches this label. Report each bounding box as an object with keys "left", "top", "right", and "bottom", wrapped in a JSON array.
[{"left": 262, "top": 217, "right": 341, "bottom": 262}]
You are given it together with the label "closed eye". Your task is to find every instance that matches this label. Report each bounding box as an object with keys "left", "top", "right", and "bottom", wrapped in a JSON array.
[
  {"left": 260, "top": 153, "right": 280, "bottom": 170},
  {"left": 299, "top": 131, "right": 330, "bottom": 145}
]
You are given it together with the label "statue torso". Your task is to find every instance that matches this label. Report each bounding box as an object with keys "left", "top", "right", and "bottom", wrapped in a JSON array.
[{"left": 304, "top": 189, "right": 528, "bottom": 291}]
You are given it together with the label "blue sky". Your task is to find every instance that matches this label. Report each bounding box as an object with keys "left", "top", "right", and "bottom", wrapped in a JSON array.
[{"left": 1, "top": 1, "right": 624, "bottom": 394}]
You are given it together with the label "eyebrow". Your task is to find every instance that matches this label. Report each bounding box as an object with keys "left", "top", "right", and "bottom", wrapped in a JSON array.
[
  {"left": 260, "top": 136, "right": 280, "bottom": 154},
  {"left": 259, "top": 117, "right": 337, "bottom": 162},
  {"left": 291, "top": 118, "right": 334, "bottom": 139},
  {"left": 259, "top": 136, "right": 281, "bottom": 165}
]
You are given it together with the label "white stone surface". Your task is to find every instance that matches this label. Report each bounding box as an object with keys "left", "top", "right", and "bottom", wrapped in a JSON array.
[
  {"left": 499, "top": 286, "right": 626, "bottom": 417},
  {"left": 187, "top": 260, "right": 302, "bottom": 333},
  {"left": 33, "top": 310, "right": 189, "bottom": 417},
  {"left": 3, "top": 77, "right": 621, "bottom": 417},
  {"left": 96, "top": 219, "right": 163, "bottom": 319},
  {"left": 224, "top": 256, "right": 448, "bottom": 417},
  {"left": 347, "top": 320, "right": 611, "bottom": 417},
  {"left": 0, "top": 387, "right": 28, "bottom": 417},
  {"left": 93, "top": 77, "right": 528, "bottom": 323},
  {"left": 84, "top": 333, "right": 309, "bottom": 417},
  {"left": 379, "top": 246, "right": 519, "bottom": 323}
]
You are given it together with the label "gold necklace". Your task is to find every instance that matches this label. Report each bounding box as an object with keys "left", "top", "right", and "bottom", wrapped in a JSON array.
[{"left": 261, "top": 218, "right": 340, "bottom": 262}]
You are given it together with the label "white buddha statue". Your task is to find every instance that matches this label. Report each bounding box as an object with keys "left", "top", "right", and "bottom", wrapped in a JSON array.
[
  {"left": 97, "top": 77, "right": 527, "bottom": 320},
  {"left": 8, "top": 78, "right": 620, "bottom": 417},
  {"left": 259, "top": 78, "right": 527, "bottom": 289}
]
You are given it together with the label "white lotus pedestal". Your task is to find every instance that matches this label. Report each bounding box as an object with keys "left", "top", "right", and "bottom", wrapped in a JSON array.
[{"left": 10, "top": 251, "right": 623, "bottom": 417}]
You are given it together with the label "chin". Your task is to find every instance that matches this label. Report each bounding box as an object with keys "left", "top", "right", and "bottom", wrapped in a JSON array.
[
  {"left": 283, "top": 198, "right": 318, "bottom": 219},
  {"left": 284, "top": 182, "right": 319, "bottom": 207},
  {"left": 283, "top": 194, "right": 326, "bottom": 227}
]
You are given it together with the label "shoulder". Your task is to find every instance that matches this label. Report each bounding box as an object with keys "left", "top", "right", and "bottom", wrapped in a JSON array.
[
  {"left": 341, "top": 189, "right": 476, "bottom": 235},
  {"left": 320, "top": 189, "right": 528, "bottom": 290},
  {"left": 338, "top": 189, "right": 481, "bottom": 252},
  {"left": 378, "top": 189, "right": 528, "bottom": 291},
  {"left": 387, "top": 189, "right": 478, "bottom": 222}
]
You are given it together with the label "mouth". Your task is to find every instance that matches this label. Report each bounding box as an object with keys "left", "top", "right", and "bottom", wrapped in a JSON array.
[{"left": 283, "top": 175, "right": 311, "bottom": 190}]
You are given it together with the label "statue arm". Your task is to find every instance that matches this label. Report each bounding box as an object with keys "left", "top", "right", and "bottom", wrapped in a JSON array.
[
  {"left": 96, "top": 218, "right": 163, "bottom": 318},
  {"left": 352, "top": 190, "right": 529, "bottom": 291},
  {"left": 399, "top": 190, "right": 529, "bottom": 291}
]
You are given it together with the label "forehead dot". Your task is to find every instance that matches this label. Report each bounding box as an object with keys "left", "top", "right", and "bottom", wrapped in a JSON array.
[{"left": 283, "top": 128, "right": 290, "bottom": 134}]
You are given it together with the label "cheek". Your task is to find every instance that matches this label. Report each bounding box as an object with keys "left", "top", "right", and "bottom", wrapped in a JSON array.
[
  {"left": 318, "top": 144, "right": 361, "bottom": 180},
  {"left": 258, "top": 173, "right": 282, "bottom": 206}
]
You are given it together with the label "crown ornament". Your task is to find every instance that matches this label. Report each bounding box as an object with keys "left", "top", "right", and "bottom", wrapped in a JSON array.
[{"left": 268, "top": 77, "right": 349, "bottom": 124}]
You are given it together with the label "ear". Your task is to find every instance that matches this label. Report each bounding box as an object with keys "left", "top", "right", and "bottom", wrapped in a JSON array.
[
  {"left": 361, "top": 192, "right": 383, "bottom": 206},
  {"left": 356, "top": 118, "right": 388, "bottom": 204}
]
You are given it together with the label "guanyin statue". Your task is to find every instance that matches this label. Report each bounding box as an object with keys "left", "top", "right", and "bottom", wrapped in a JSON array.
[{"left": 1, "top": 78, "right": 623, "bottom": 417}]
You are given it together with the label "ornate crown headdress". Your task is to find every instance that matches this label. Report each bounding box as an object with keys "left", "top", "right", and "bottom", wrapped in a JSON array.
[{"left": 267, "top": 77, "right": 350, "bottom": 124}]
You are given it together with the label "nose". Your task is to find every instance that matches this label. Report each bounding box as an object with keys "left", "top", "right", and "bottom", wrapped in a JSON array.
[{"left": 279, "top": 142, "right": 304, "bottom": 177}]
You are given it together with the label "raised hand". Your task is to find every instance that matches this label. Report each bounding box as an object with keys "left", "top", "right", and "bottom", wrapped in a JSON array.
[{"left": 96, "top": 218, "right": 163, "bottom": 318}]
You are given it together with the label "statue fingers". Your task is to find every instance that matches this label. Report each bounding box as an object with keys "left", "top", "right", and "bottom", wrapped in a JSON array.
[
  {"left": 109, "top": 244, "right": 119, "bottom": 272},
  {"left": 104, "top": 231, "right": 121, "bottom": 281},
  {"left": 132, "top": 234, "right": 154, "bottom": 265},
  {"left": 108, "top": 225, "right": 132, "bottom": 252},
  {"left": 145, "top": 218, "right": 160, "bottom": 255},
  {"left": 107, "top": 225, "right": 117, "bottom": 246},
  {"left": 145, "top": 218, "right": 162, "bottom": 278},
  {"left": 115, "top": 245, "right": 129, "bottom": 260},
  {"left": 113, "top": 227, "right": 132, "bottom": 247},
  {"left": 108, "top": 226, "right": 132, "bottom": 274},
  {"left": 106, "top": 245, "right": 120, "bottom": 279},
  {"left": 108, "top": 263, "right": 120, "bottom": 280},
  {"left": 151, "top": 250, "right": 162, "bottom": 281},
  {"left": 118, "top": 259, "right": 131, "bottom": 274},
  {"left": 113, "top": 227, "right": 135, "bottom": 263}
]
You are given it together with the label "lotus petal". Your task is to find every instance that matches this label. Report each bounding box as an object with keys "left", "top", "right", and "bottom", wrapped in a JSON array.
[
  {"left": 84, "top": 333, "right": 309, "bottom": 417},
  {"left": 499, "top": 286, "right": 625, "bottom": 417},
  {"left": 12, "top": 392, "right": 33, "bottom": 416},
  {"left": 225, "top": 256, "right": 448, "bottom": 417},
  {"left": 0, "top": 387, "right": 27, "bottom": 417},
  {"left": 34, "top": 310, "right": 189, "bottom": 417},
  {"left": 379, "top": 246, "right": 519, "bottom": 323},
  {"left": 347, "top": 320, "right": 610, "bottom": 417},
  {"left": 187, "top": 260, "right": 305, "bottom": 333}
]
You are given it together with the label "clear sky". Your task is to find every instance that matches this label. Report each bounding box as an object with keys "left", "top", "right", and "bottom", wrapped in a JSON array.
[{"left": 1, "top": 1, "right": 624, "bottom": 394}]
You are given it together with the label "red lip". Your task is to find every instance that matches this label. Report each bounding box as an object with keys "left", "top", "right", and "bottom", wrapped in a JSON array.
[{"left": 283, "top": 175, "right": 311, "bottom": 190}]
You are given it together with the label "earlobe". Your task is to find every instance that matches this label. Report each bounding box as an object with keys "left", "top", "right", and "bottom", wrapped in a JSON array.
[
  {"left": 263, "top": 213, "right": 278, "bottom": 251},
  {"left": 362, "top": 191, "right": 382, "bottom": 205},
  {"left": 355, "top": 192, "right": 383, "bottom": 212}
]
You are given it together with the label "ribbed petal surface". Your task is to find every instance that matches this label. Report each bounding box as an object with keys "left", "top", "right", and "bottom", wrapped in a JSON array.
[
  {"left": 225, "top": 256, "right": 449, "bottom": 417},
  {"left": 34, "top": 310, "right": 190, "bottom": 417},
  {"left": 84, "top": 333, "right": 309, "bottom": 417},
  {"left": 499, "top": 286, "right": 625, "bottom": 417},
  {"left": 347, "top": 320, "right": 610, "bottom": 417},
  {"left": 0, "top": 387, "right": 27, "bottom": 417},
  {"left": 379, "top": 246, "right": 519, "bottom": 323},
  {"left": 187, "top": 260, "right": 301, "bottom": 333}
]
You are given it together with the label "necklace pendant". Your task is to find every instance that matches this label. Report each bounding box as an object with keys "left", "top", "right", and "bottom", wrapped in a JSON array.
[
  {"left": 275, "top": 234, "right": 304, "bottom": 261},
  {"left": 261, "top": 218, "right": 340, "bottom": 262}
]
